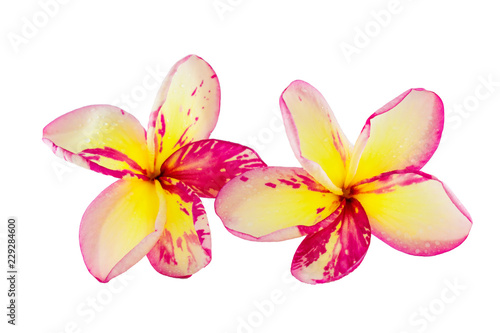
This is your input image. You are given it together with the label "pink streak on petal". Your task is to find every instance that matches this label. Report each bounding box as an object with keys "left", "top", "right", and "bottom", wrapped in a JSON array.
[
  {"left": 161, "top": 139, "right": 267, "bottom": 198},
  {"left": 176, "top": 237, "right": 183, "bottom": 251},
  {"left": 88, "top": 162, "right": 149, "bottom": 181},
  {"left": 43, "top": 138, "right": 148, "bottom": 180},
  {"left": 42, "top": 138, "right": 91, "bottom": 169},
  {"left": 159, "top": 114, "right": 166, "bottom": 136},
  {"left": 278, "top": 178, "right": 301, "bottom": 189},
  {"left": 351, "top": 169, "right": 432, "bottom": 195},
  {"left": 147, "top": 55, "right": 192, "bottom": 132},
  {"left": 346, "top": 88, "right": 444, "bottom": 186},
  {"left": 148, "top": 106, "right": 162, "bottom": 130},
  {"left": 81, "top": 147, "right": 147, "bottom": 175},
  {"left": 158, "top": 230, "right": 177, "bottom": 265},
  {"left": 352, "top": 170, "right": 472, "bottom": 256},
  {"left": 216, "top": 167, "right": 340, "bottom": 242},
  {"left": 292, "top": 198, "right": 371, "bottom": 284},
  {"left": 333, "top": 130, "right": 347, "bottom": 164},
  {"left": 148, "top": 179, "right": 211, "bottom": 277},
  {"left": 441, "top": 181, "right": 472, "bottom": 223},
  {"left": 173, "top": 124, "right": 194, "bottom": 149},
  {"left": 180, "top": 207, "right": 190, "bottom": 216}
]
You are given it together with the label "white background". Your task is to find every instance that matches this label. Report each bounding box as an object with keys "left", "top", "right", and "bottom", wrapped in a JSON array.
[{"left": 1, "top": 0, "right": 499, "bottom": 332}]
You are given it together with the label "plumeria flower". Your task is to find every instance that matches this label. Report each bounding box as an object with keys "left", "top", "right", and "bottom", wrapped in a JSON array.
[
  {"left": 43, "top": 55, "right": 266, "bottom": 282},
  {"left": 216, "top": 80, "right": 472, "bottom": 284}
]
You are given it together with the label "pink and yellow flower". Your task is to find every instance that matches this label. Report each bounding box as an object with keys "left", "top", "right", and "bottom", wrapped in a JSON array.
[
  {"left": 43, "top": 55, "right": 266, "bottom": 282},
  {"left": 215, "top": 80, "right": 472, "bottom": 284}
]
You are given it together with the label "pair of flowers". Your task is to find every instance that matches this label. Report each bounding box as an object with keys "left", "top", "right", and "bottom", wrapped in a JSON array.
[{"left": 43, "top": 55, "right": 472, "bottom": 284}]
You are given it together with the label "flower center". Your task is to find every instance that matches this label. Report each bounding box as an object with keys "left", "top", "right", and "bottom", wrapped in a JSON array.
[
  {"left": 148, "top": 170, "right": 161, "bottom": 180},
  {"left": 342, "top": 187, "right": 352, "bottom": 198},
  {"left": 146, "top": 163, "right": 162, "bottom": 180}
]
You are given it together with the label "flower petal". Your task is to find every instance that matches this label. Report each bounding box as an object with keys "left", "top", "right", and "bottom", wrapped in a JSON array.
[
  {"left": 215, "top": 167, "right": 341, "bottom": 241},
  {"left": 80, "top": 179, "right": 166, "bottom": 283},
  {"left": 345, "top": 89, "right": 444, "bottom": 186},
  {"left": 280, "top": 80, "right": 351, "bottom": 195},
  {"left": 147, "top": 178, "right": 211, "bottom": 278},
  {"left": 291, "top": 198, "right": 371, "bottom": 284},
  {"left": 147, "top": 55, "right": 220, "bottom": 172},
  {"left": 43, "top": 105, "right": 149, "bottom": 179},
  {"left": 352, "top": 171, "right": 472, "bottom": 256},
  {"left": 161, "top": 139, "right": 267, "bottom": 198}
]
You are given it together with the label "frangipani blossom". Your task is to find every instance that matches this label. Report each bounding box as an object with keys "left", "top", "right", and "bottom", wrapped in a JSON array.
[
  {"left": 43, "top": 55, "right": 266, "bottom": 282},
  {"left": 215, "top": 80, "right": 472, "bottom": 284}
]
